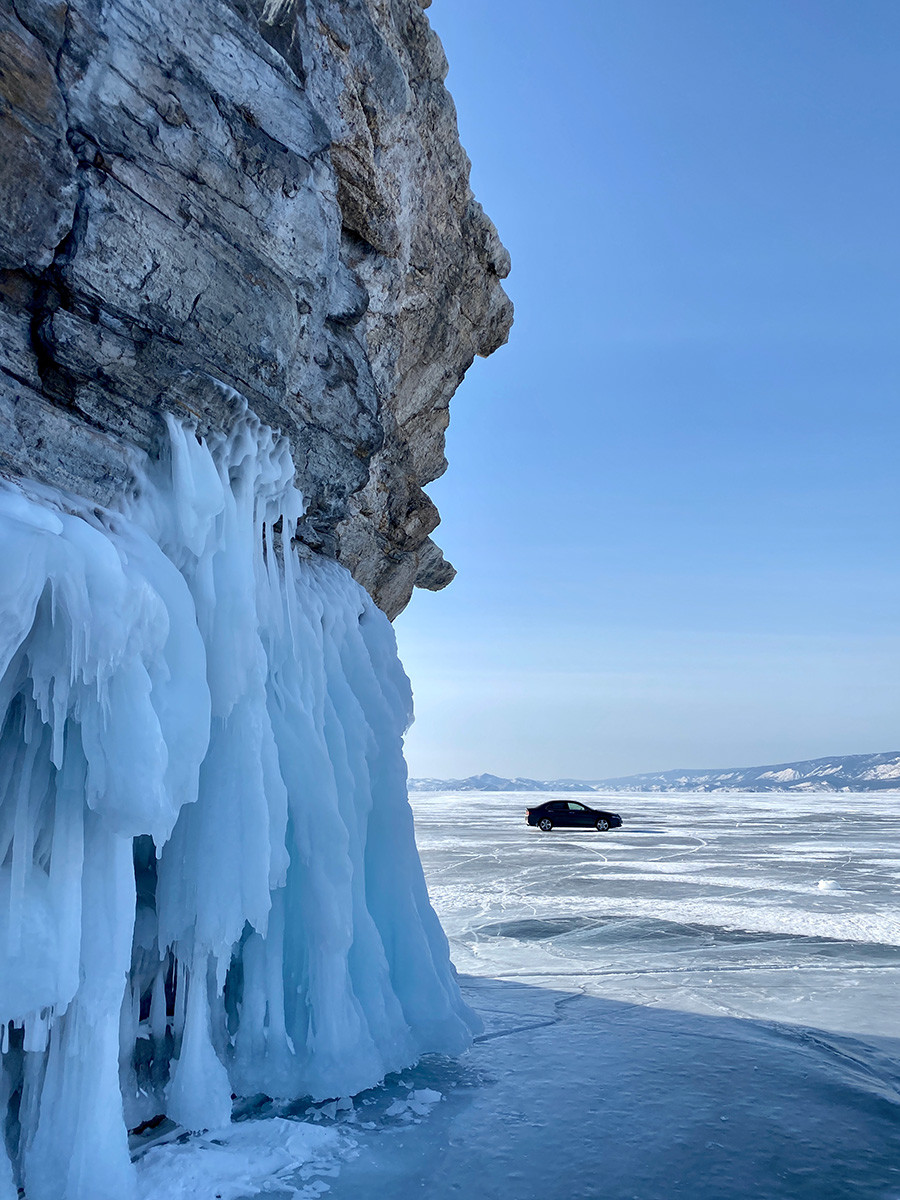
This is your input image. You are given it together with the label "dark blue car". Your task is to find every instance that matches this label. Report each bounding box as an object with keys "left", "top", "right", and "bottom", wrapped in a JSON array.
[{"left": 526, "top": 799, "right": 622, "bottom": 832}]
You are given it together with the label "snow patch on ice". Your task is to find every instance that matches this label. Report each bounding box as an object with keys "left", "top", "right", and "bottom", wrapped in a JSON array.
[{"left": 134, "top": 1117, "right": 348, "bottom": 1200}]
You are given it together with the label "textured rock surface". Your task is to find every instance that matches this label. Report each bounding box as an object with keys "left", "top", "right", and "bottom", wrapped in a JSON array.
[{"left": 0, "top": 0, "right": 511, "bottom": 616}]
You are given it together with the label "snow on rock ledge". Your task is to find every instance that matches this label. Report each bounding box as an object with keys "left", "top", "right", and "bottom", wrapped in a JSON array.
[{"left": 0, "top": 405, "right": 477, "bottom": 1200}]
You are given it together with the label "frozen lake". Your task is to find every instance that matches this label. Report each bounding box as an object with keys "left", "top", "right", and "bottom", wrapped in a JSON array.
[
  {"left": 148, "top": 790, "right": 900, "bottom": 1200},
  {"left": 324, "top": 790, "right": 900, "bottom": 1199},
  {"left": 413, "top": 789, "right": 900, "bottom": 1039}
]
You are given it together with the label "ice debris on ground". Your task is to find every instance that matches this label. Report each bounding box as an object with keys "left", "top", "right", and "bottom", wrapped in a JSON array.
[
  {"left": 0, "top": 399, "right": 477, "bottom": 1200},
  {"left": 134, "top": 1116, "right": 347, "bottom": 1200},
  {"left": 384, "top": 1088, "right": 443, "bottom": 1119}
]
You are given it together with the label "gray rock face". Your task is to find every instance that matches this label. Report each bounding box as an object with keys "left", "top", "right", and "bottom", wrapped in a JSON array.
[{"left": 0, "top": 0, "right": 511, "bottom": 617}]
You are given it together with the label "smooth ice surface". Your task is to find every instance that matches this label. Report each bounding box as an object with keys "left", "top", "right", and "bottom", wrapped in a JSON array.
[{"left": 0, "top": 404, "right": 475, "bottom": 1199}]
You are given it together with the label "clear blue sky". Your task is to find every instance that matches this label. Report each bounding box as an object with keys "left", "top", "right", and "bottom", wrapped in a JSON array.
[{"left": 394, "top": 0, "right": 900, "bottom": 781}]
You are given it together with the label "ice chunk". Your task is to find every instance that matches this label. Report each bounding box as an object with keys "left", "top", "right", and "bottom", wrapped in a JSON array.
[
  {"left": 407, "top": 1088, "right": 443, "bottom": 1115},
  {"left": 134, "top": 1116, "right": 343, "bottom": 1200},
  {"left": 0, "top": 403, "right": 476, "bottom": 1200}
]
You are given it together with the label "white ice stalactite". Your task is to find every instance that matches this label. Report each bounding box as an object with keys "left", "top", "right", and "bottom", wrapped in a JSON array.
[{"left": 0, "top": 401, "right": 478, "bottom": 1199}]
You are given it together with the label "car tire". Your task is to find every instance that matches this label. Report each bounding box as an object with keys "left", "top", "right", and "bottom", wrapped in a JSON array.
[
  {"left": 538, "top": 818, "right": 553, "bottom": 832},
  {"left": 595, "top": 818, "right": 609, "bottom": 832}
]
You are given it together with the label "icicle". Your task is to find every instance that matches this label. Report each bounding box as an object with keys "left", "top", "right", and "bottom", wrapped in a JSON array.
[
  {"left": 149, "top": 962, "right": 168, "bottom": 1041},
  {"left": 0, "top": 401, "right": 478, "bottom": 1199},
  {"left": 23, "top": 1011, "right": 49, "bottom": 1054},
  {"left": 172, "top": 956, "right": 187, "bottom": 1040},
  {"left": 9, "top": 735, "right": 39, "bottom": 958},
  {"left": 165, "top": 954, "right": 232, "bottom": 1132}
]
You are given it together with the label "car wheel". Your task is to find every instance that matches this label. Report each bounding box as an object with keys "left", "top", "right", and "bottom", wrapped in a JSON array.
[
  {"left": 538, "top": 818, "right": 553, "bottom": 832},
  {"left": 595, "top": 818, "right": 609, "bottom": 832}
]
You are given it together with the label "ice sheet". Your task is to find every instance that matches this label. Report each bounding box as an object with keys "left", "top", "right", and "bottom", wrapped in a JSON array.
[
  {"left": 311, "top": 790, "right": 900, "bottom": 1200},
  {"left": 411, "top": 789, "right": 900, "bottom": 1036},
  {"left": 146, "top": 790, "right": 900, "bottom": 1199}
]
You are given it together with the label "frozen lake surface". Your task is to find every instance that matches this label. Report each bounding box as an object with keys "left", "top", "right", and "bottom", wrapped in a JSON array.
[
  {"left": 417, "top": 790, "right": 900, "bottom": 1039},
  {"left": 145, "top": 790, "right": 900, "bottom": 1199}
]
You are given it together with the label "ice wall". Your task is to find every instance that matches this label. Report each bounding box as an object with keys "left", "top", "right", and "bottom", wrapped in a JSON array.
[{"left": 0, "top": 405, "right": 477, "bottom": 1200}]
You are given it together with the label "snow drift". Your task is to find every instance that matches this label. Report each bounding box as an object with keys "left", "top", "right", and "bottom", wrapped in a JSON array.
[{"left": 0, "top": 400, "right": 476, "bottom": 1200}]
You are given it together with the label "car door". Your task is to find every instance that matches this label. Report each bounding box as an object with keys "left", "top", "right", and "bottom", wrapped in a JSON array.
[
  {"left": 547, "top": 801, "right": 570, "bottom": 826},
  {"left": 566, "top": 802, "right": 591, "bottom": 827}
]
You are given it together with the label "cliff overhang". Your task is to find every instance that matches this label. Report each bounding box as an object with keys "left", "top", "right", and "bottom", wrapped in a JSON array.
[{"left": 0, "top": 0, "right": 512, "bottom": 617}]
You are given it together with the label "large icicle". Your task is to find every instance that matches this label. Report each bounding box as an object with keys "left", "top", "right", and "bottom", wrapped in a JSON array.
[{"left": 0, "top": 402, "right": 477, "bottom": 1199}]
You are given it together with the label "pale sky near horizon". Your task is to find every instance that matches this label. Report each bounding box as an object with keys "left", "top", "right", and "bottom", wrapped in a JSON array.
[{"left": 393, "top": 0, "right": 900, "bottom": 781}]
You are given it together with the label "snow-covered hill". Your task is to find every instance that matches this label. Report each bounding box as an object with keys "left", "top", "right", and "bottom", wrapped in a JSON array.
[
  {"left": 408, "top": 751, "right": 900, "bottom": 794},
  {"left": 407, "top": 773, "right": 597, "bottom": 793},
  {"left": 595, "top": 750, "right": 900, "bottom": 792}
]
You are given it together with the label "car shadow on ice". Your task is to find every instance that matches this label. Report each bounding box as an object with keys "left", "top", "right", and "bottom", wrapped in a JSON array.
[{"left": 526, "top": 826, "right": 667, "bottom": 836}]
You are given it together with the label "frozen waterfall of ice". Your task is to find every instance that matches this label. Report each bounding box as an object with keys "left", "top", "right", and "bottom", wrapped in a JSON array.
[{"left": 0, "top": 401, "right": 477, "bottom": 1200}]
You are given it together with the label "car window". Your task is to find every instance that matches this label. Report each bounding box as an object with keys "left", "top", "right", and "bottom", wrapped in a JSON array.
[
  {"left": 548, "top": 802, "right": 565, "bottom": 811},
  {"left": 567, "top": 802, "right": 585, "bottom": 811}
]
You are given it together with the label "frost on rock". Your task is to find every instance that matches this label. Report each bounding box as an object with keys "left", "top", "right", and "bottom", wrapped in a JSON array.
[{"left": 0, "top": 403, "right": 477, "bottom": 1200}]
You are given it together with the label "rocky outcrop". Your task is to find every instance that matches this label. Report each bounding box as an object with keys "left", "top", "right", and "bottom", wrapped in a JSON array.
[{"left": 0, "top": 0, "right": 511, "bottom": 617}]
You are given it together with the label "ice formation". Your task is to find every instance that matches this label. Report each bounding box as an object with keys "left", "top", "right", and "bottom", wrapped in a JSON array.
[{"left": 0, "top": 401, "right": 476, "bottom": 1200}]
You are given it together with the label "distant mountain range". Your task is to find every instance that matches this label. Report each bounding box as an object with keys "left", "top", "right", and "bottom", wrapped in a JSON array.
[
  {"left": 409, "top": 772, "right": 598, "bottom": 794},
  {"left": 408, "top": 751, "right": 900, "bottom": 794}
]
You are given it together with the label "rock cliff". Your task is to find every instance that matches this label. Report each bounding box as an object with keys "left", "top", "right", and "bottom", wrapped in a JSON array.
[{"left": 0, "top": 0, "right": 512, "bottom": 617}]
